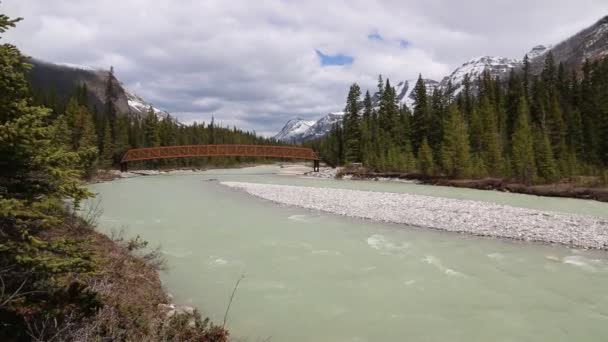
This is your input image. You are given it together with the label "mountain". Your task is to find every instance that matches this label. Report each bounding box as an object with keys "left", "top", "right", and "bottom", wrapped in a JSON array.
[
  {"left": 300, "top": 112, "right": 344, "bottom": 141},
  {"left": 275, "top": 112, "right": 344, "bottom": 143},
  {"left": 28, "top": 59, "right": 169, "bottom": 119},
  {"left": 439, "top": 56, "right": 522, "bottom": 94},
  {"left": 526, "top": 45, "right": 552, "bottom": 59},
  {"left": 372, "top": 79, "right": 439, "bottom": 109},
  {"left": 530, "top": 15, "right": 608, "bottom": 70},
  {"left": 273, "top": 118, "right": 315, "bottom": 142}
]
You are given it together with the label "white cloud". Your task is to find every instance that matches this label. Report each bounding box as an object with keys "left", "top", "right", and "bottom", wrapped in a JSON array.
[{"left": 3, "top": 0, "right": 607, "bottom": 136}]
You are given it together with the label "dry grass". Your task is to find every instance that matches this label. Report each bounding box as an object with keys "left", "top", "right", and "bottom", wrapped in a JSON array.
[{"left": 37, "top": 216, "right": 228, "bottom": 341}]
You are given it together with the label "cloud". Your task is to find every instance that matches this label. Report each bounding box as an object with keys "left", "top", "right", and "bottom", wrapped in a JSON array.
[{"left": 2, "top": 0, "right": 607, "bottom": 136}]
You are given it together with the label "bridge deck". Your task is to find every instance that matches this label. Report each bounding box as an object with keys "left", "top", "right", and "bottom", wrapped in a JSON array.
[{"left": 120, "top": 144, "right": 319, "bottom": 163}]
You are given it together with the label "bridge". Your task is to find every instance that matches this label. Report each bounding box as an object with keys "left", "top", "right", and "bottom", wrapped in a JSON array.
[{"left": 119, "top": 144, "right": 320, "bottom": 172}]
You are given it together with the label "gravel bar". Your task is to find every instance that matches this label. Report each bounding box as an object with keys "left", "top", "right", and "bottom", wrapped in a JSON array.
[{"left": 221, "top": 181, "right": 608, "bottom": 249}]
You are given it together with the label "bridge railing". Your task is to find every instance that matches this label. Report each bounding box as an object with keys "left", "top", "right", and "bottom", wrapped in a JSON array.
[{"left": 120, "top": 144, "right": 319, "bottom": 163}]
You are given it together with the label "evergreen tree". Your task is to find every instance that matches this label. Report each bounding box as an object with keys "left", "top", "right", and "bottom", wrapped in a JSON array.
[
  {"left": 535, "top": 128, "right": 559, "bottom": 181},
  {"left": 417, "top": 137, "right": 435, "bottom": 176},
  {"left": 143, "top": 106, "right": 160, "bottom": 147},
  {"left": 105, "top": 66, "right": 118, "bottom": 138},
  {"left": 440, "top": 106, "right": 472, "bottom": 178},
  {"left": 478, "top": 96, "right": 503, "bottom": 175},
  {"left": 511, "top": 97, "right": 536, "bottom": 182},
  {"left": 411, "top": 74, "right": 429, "bottom": 151},
  {"left": 343, "top": 83, "right": 362, "bottom": 162},
  {"left": 362, "top": 90, "right": 373, "bottom": 123},
  {"left": 101, "top": 119, "right": 114, "bottom": 167},
  {"left": 0, "top": 14, "right": 97, "bottom": 338}
]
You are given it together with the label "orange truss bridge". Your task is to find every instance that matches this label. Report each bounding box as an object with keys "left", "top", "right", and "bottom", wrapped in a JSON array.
[{"left": 119, "top": 144, "right": 320, "bottom": 171}]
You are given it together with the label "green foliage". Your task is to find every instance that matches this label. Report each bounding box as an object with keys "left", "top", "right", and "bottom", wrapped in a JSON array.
[
  {"left": 0, "top": 11, "right": 99, "bottom": 339},
  {"left": 511, "top": 97, "right": 537, "bottom": 183},
  {"left": 535, "top": 129, "right": 559, "bottom": 182},
  {"left": 440, "top": 106, "right": 472, "bottom": 178},
  {"left": 343, "top": 83, "right": 362, "bottom": 162},
  {"left": 417, "top": 138, "right": 435, "bottom": 176},
  {"left": 316, "top": 55, "right": 608, "bottom": 183}
]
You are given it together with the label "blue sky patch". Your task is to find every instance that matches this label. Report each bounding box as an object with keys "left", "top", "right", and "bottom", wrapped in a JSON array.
[
  {"left": 315, "top": 49, "right": 354, "bottom": 66},
  {"left": 399, "top": 39, "right": 411, "bottom": 48},
  {"left": 368, "top": 32, "right": 383, "bottom": 41}
]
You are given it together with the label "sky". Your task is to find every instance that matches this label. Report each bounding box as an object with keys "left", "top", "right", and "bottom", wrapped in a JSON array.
[{"left": 3, "top": 0, "right": 608, "bottom": 136}]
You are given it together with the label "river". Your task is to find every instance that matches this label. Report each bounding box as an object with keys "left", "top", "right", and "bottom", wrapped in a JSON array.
[{"left": 86, "top": 165, "right": 608, "bottom": 341}]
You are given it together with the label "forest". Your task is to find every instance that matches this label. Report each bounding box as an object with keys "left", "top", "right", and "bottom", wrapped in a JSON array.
[
  {"left": 0, "top": 11, "right": 228, "bottom": 341},
  {"left": 31, "top": 69, "right": 281, "bottom": 174},
  {"left": 312, "top": 53, "right": 608, "bottom": 184}
]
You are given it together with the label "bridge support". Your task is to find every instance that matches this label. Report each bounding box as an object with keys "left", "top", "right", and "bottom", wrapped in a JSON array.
[
  {"left": 313, "top": 159, "right": 320, "bottom": 172},
  {"left": 120, "top": 162, "right": 128, "bottom": 172}
]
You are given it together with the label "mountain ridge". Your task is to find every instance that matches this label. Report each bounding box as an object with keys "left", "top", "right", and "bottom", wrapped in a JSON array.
[{"left": 275, "top": 14, "right": 608, "bottom": 143}]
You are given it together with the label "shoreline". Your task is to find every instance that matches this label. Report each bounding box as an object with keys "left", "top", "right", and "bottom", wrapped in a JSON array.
[
  {"left": 221, "top": 181, "right": 608, "bottom": 250},
  {"left": 319, "top": 168, "right": 608, "bottom": 203}
]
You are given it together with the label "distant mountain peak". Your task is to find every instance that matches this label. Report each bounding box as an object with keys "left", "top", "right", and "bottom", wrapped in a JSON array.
[
  {"left": 526, "top": 45, "right": 552, "bottom": 59},
  {"left": 439, "top": 55, "right": 521, "bottom": 94},
  {"left": 29, "top": 58, "right": 170, "bottom": 120},
  {"left": 273, "top": 118, "right": 315, "bottom": 142}
]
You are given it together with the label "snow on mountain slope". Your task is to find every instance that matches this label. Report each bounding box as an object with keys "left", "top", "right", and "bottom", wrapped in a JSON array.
[
  {"left": 526, "top": 45, "right": 552, "bottom": 59},
  {"left": 54, "top": 62, "right": 96, "bottom": 71},
  {"left": 439, "top": 56, "right": 522, "bottom": 94},
  {"left": 275, "top": 112, "right": 345, "bottom": 143},
  {"left": 530, "top": 15, "right": 608, "bottom": 70},
  {"left": 125, "top": 90, "right": 170, "bottom": 119},
  {"left": 300, "top": 112, "right": 344, "bottom": 142},
  {"left": 394, "top": 79, "right": 439, "bottom": 109},
  {"left": 273, "top": 118, "right": 315, "bottom": 142}
]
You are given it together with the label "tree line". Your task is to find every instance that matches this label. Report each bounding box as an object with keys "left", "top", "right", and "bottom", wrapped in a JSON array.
[
  {"left": 0, "top": 11, "right": 230, "bottom": 340},
  {"left": 32, "top": 69, "right": 281, "bottom": 172},
  {"left": 313, "top": 53, "right": 608, "bottom": 184}
]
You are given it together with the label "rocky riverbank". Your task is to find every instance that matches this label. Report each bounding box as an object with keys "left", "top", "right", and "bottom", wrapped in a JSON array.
[
  {"left": 221, "top": 181, "right": 608, "bottom": 250},
  {"left": 337, "top": 169, "right": 608, "bottom": 203}
]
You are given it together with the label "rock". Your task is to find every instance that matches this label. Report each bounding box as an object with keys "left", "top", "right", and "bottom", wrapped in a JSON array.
[{"left": 221, "top": 182, "right": 608, "bottom": 250}]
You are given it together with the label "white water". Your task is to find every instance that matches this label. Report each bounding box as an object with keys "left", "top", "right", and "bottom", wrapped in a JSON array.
[{"left": 86, "top": 166, "right": 608, "bottom": 341}]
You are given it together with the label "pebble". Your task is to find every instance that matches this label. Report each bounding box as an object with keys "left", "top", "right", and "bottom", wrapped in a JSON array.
[{"left": 222, "top": 182, "right": 608, "bottom": 250}]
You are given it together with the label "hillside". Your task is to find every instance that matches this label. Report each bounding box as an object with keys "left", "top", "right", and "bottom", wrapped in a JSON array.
[
  {"left": 28, "top": 59, "right": 169, "bottom": 118},
  {"left": 275, "top": 14, "right": 608, "bottom": 142}
]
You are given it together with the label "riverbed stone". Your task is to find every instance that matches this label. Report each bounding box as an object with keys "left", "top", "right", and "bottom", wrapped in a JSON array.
[{"left": 222, "top": 181, "right": 608, "bottom": 250}]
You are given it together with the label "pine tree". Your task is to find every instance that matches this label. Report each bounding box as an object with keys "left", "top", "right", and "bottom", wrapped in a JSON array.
[
  {"left": 0, "top": 14, "right": 97, "bottom": 338},
  {"left": 363, "top": 90, "right": 373, "bottom": 123},
  {"left": 143, "top": 106, "right": 160, "bottom": 147},
  {"left": 411, "top": 75, "right": 429, "bottom": 151},
  {"left": 511, "top": 97, "right": 536, "bottom": 183},
  {"left": 535, "top": 128, "right": 558, "bottom": 181},
  {"left": 440, "top": 106, "right": 472, "bottom": 178},
  {"left": 478, "top": 96, "right": 503, "bottom": 175},
  {"left": 105, "top": 66, "right": 118, "bottom": 137},
  {"left": 343, "top": 83, "right": 362, "bottom": 163},
  {"left": 101, "top": 119, "right": 115, "bottom": 167},
  {"left": 417, "top": 137, "right": 434, "bottom": 176}
]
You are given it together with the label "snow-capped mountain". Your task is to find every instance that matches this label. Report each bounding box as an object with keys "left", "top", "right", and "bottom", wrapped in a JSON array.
[
  {"left": 439, "top": 56, "right": 522, "bottom": 94},
  {"left": 529, "top": 15, "right": 608, "bottom": 71},
  {"left": 274, "top": 112, "right": 344, "bottom": 143},
  {"left": 29, "top": 59, "right": 170, "bottom": 120},
  {"left": 393, "top": 79, "right": 439, "bottom": 109},
  {"left": 273, "top": 118, "right": 315, "bottom": 142},
  {"left": 300, "top": 112, "right": 344, "bottom": 141},
  {"left": 526, "top": 45, "right": 552, "bottom": 59},
  {"left": 125, "top": 91, "right": 170, "bottom": 119}
]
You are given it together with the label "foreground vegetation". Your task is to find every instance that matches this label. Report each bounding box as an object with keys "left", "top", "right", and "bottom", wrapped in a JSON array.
[
  {"left": 312, "top": 53, "right": 608, "bottom": 186},
  {"left": 0, "top": 10, "right": 227, "bottom": 341}
]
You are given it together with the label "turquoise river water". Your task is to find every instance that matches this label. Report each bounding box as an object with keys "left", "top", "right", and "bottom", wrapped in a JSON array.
[{"left": 86, "top": 166, "right": 608, "bottom": 341}]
